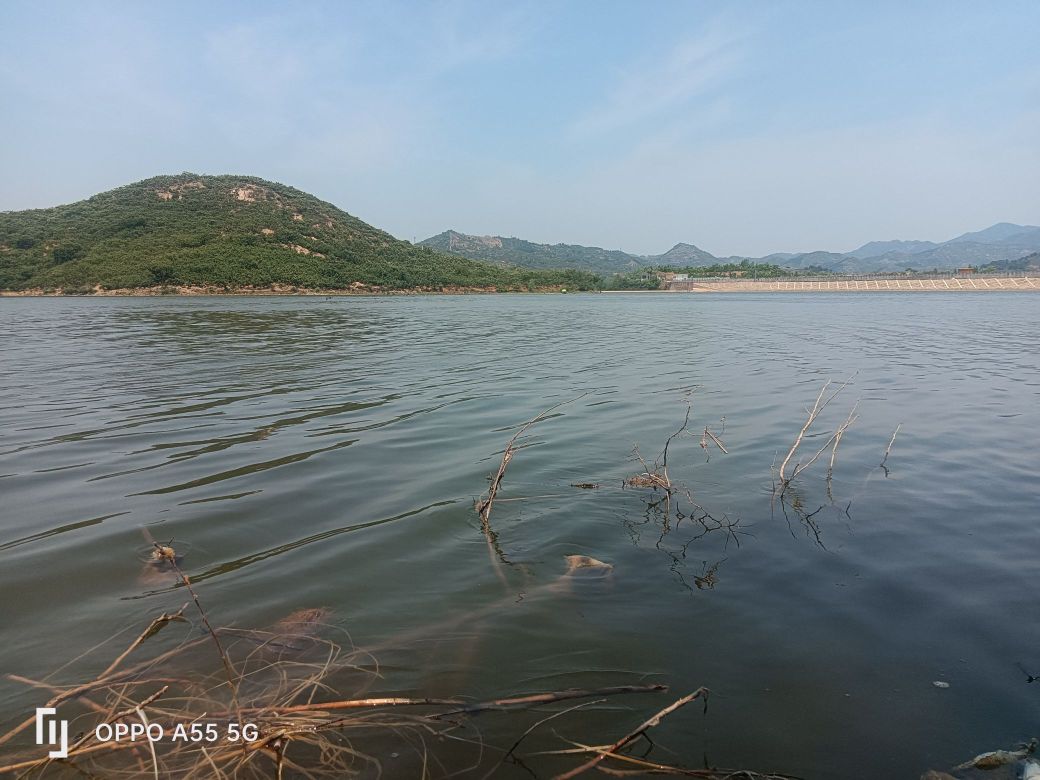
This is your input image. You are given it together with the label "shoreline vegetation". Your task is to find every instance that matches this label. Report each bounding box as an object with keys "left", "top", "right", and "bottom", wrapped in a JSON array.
[{"left": 2, "top": 276, "right": 1039, "bottom": 297}]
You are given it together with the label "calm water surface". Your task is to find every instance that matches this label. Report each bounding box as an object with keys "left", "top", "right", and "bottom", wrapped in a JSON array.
[{"left": 1, "top": 293, "right": 1038, "bottom": 778}]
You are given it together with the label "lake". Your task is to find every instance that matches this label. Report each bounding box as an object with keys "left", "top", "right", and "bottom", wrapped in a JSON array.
[{"left": 1, "top": 293, "right": 1038, "bottom": 778}]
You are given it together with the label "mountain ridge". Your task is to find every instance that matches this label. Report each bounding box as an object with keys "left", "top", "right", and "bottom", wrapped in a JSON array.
[
  {"left": 422, "top": 223, "right": 1040, "bottom": 274},
  {"left": 420, "top": 230, "right": 641, "bottom": 273}
]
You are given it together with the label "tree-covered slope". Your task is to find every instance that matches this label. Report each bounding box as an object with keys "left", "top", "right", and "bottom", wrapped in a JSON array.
[
  {"left": 0, "top": 175, "right": 598, "bottom": 292},
  {"left": 646, "top": 242, "right": 717, "bottom": 266},
  {"left": 979, "top": 251, "right": 1040, "bottom": 272},
  {"left": 420, "top": 230, "right": 643, "bottom": 273}
]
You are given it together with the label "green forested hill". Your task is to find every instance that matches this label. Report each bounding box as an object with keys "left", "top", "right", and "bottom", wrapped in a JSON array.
[
  {"left": 0, "top": 175, "right": 599, "bottom": 292},
  {"left": 420, "top": 230, "right": 643, "bottom": 273}
]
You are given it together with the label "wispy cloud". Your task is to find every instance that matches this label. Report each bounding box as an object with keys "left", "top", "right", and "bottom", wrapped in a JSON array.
[
  {"left": 410, "top": 0, "right": 534, "bottom": 75},
  {"left": 571, "top": 22, "right": 745, "bottom": 137}
]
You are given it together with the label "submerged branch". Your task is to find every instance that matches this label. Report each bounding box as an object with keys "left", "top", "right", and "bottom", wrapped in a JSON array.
[{"left": 475, "top": 395, "right": 585, "bottom": 586}]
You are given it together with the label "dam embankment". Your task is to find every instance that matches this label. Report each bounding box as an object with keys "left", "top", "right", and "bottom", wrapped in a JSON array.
[{"left": 667, "top": 276, "right": 1040, "bottom": 292}]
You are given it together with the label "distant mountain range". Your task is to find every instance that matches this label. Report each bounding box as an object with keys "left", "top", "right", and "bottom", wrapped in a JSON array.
[{"left": 421, "top": 222, "right": 1040, "bottom": 275}]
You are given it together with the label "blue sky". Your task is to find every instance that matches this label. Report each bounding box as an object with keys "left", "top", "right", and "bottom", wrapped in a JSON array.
[{"left": 1, "top": 1, "right": 1037, "bottom": 256}]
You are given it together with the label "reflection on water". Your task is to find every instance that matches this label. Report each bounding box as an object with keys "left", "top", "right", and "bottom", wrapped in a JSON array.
[{"left": 1, "top": 293, "right": 1039, "bottom": 778}]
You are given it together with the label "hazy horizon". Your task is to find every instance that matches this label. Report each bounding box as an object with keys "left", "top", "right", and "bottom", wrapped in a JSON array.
[{"left": 1, "top": 1, "right": 1038, "bottom": 256}]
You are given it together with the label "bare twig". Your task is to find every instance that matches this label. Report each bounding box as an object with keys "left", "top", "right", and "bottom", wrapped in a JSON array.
[
  {"left": 0, "top": 686, "right": 172, "bottom": 776},
  {"left": 778, "top": 382, "right": 830, "bottom": 485},
  {"left": 484, "top": 699, "right": 605, "bottom": 779},
  {"left": 703, "top": 427, "right": 728, "bottom": 454},
  {"left": 880, "top": 423, "right": 901, "bottom": 475},
  {"left": 227, "top": 683, "right": 668, "bottom": 718},
  {"left": 777, "top": 376, "right": 857, "bottom": 492},
  {"left": 546, "top": 738, "right": 798, "bottom": 778},
  {"left": 99, "top": 604, "right": 188, "bottom": 679},
  {"left": 153, "top": 542, "right": 241, "bottom": 720},
  {"left": 795, "top": 403, "right": 859, "bottom": 481},
  {"left": 137, "top": 706, "right": 160, "bottom": 780},
  {"left": 553, "top": 687, "right": 709, "bottom": 779}
]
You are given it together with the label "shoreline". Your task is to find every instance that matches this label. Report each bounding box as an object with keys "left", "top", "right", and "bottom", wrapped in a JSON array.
[
  {"left": 0, "top": 283, "right": 570, "bottom": 297},
  {"left": 2, "top": 276, "right": 1039, "bottom": 297}
]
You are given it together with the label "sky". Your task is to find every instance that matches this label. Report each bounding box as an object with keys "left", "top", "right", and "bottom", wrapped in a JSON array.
[{"left": 1, "top": 1, "right": 1038, "bottom": 257}]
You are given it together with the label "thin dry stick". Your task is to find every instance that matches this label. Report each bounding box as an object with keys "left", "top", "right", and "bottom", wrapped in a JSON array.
[
  {"left": 0, "top": 686, "right": 172, "bottom": 777},
  {"left": 439, "top": 683, "right": 666, "bottom": 716},
  {"left": 554, "top": 738, "right": 794, "bottom": 779},
  {"left": 99, "top": 604, "right": 188, "bottom": 679},
  {"left": 483, "top": 699, "right": 605, "bottom": 780},
  {"left": 0, "top": 643, "right": 199, "bottom": 750},
  {"left": 777, "top": 376, "right": 856, "bottom": 486},
  {"left": 232, "top": 683, "right": 667, "bottom": 718},
  {"left": 660, "top": 403, "right": 693, "bottom": 485},
  {"left": 0, "top": 739, "right": 141, "bottom": 775},
  {"left": 199, "top": 745, "right": 225, "bottom": 779},
  {"left": 703, "top": 427, "right": 728, "bottom": 454},
  {"left": 778, "top": 381, "right": 829, "bottom": 484},
  {"left": 136, "top": 707, "right": 160, "bottom": 780},
  {"left": 153, "top": 542, "right": 241, "bottom": 720},
  {"left": 553, "top": 687, "right": 709, "bottom": 780},
  {"left": 880, "top": 423, "right": 902, "bottom": 469},
  {"left": 795, "top": 403, "right": 860, "bottom": 481},
  {"left": 827, "top": 411, "right": 854, "bottom": 475},
  {"left": 5, "top": 674, "right": 110, "bottom": 717},
  {"left": 1, "top": 661, "right": 196, "bottom": 748},
  {"left": 629, "top": 403, "right": 693, "bottom": 492},
  {"left": 777, "top": 376, "right": 856, "bottom": 490}
]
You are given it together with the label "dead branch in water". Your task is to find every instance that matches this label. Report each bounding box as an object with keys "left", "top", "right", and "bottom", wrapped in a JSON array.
[
  {"left": 824, "top": 404, "right": 859, "bottom": 501},
  {"left": 776, "top": 376, "right": 858, "bottom": 494},
  {"left": 150, "top": 538, "right": 242, "bottom": 720},
  {"left": 99, "top": 604, "right": 188, "bottom": 679},
  {"left": 703, "top": 426, "right": 728, "bottom": 455},
  {"left": 827, "top": 405, "right": 858, "bottom": 478},
  {"left": 553, "top": 688, "right": 710, "bottom": 779},
  {"left": 626, "top": 403, "right": 694, "bottom": 493},
  {"left": 216, "top": 683, "right": 668, "bottom": 719},
  {"left": 486, "top": 698, "right": 605, "bottom": 779},
  {"left": 625, "top": 403, "right": 744, "bottom": 566},
  {"left": 0, "top": 598, "right": 673, "bottom": 779},
  {"left": 880, "top": 423, "right": 902, "bottom": 476},
  {"left": 476, "top": 395, "right": 585, "bottom": 585},
  {"left": 541, "top": 743, "right": 799, "bottom": 779}
]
